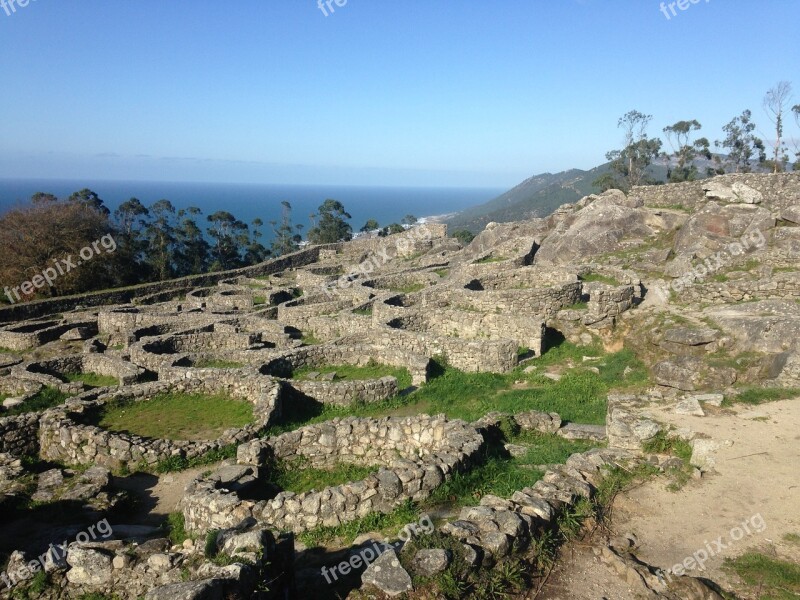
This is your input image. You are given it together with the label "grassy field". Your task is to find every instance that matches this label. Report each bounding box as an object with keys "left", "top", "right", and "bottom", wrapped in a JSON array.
[
  {"left": 98, "top": 392, "right": 254, "bottom": 440},
  {"left": 192, "top": 359, "right": 246, "bottom": 369},
  {"left": 64, "top": 372, "right": 119, "bottom": 388},
  {"left": 267, "top": 341, "right": 648, "bottom": 435},
  {"left": 3, "top": 387, "right": 70, "bottom": 416},
  {"left": 270, "top": 460, "right": 379, "bottom": 494},
  {"left": 426, "top": 429, "right": 598, "bottom": 509},
  {"left": 580, "top": 272, "right": 622, "bottom": 286},
  {"left": 389, "top": 283, "right": 426, "bottom": 294},
  {"left": 292, "top": 362, "right": 413, "bottom": 390}
]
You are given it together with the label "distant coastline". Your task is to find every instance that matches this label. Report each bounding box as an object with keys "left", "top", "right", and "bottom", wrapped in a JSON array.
[{"left": 0, "top": 178, "right": 500, "bottom": 241}]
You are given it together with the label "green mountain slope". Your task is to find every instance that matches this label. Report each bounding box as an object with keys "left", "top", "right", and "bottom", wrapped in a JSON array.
[{"left": 445, "top": 161, "right": 681, "bottom": 233}]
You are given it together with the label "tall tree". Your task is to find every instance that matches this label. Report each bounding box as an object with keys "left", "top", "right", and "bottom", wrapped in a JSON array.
[
  {"left": 663, "top": 120, "right": 711, "bottom": 182},
  {"left": 793, "top": 104, "right": 800, "bottom": 170},
  {"left": 174, "top": 207, "right": 209, "bottom": 276},
  {"left": 113, "top": 198, "right": 150, "bottom": 285},
  {"left": 763, "top": 81, "right": 793, "bottom": 172},
  {"left": 207, "top": 211, "right": 249, "bottom": 271},
  {"left": 598, "top": 110, "right": 662, "bottom": 191},
  {"left": 715, "top": 110, "right": 766, "bottom": 173},
  {"left": 270, "top": 201, "right": 302, "bottom": 256},
  {"left": 307, "top": 199, "right": 352, "bottom": 244},
  {"left": 144, "top": 200, "right": 177, "bottom": 281},
  {"left": 67, "top": 188, "right": 110, "bottom": 216},
  {"left": 244, "top": 218, "right": 270, "bottom": 264}
]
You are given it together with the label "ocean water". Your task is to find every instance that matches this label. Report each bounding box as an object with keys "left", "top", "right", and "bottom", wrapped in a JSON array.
[{"left": 0, "top": 179, "right": 501, "bottom": 240}]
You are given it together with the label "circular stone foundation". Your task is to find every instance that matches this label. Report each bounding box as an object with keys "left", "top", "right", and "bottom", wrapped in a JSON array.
[
  {"left": 38, "top": 374, "right": 281, "bottom": 471},
  {"left": 181, "top": 414, "right": 484, "bottom": 534}
]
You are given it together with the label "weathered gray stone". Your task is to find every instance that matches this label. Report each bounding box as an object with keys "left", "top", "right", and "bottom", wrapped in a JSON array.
[
  {"left": 675, "top": 397, "right": 705, "bottom": 417},
  {"left": 65, "top": 546, "right": 113, "bottom": 585},
  {"left": 145, "top": 579, "right": 224, "bottom": 600},
  {"left": 411, "top": 548, "right": 451, "bottom": 577},
  {"left": 361, "top": 549, "right": 413, "bottom": 596}
]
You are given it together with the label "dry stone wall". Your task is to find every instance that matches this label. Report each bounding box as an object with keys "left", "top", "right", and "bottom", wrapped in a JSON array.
[
  {"left": 630, "top": 172, "right": 800, "bottom": 212},
  {"left": 182, "top": 415, "right": 484, "bottom": 534},
  {"left": 38, "top": 375, "right": 281, "bottom": 471}
]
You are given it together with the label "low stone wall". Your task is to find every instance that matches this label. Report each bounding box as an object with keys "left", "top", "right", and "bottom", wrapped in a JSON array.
[
  {"left": 674, "top": 272, "right": 800, "bottom": 304},
  {"left": 129, "top": 329, "right": 274, "bottom": 372},
  {"left": 260, "top": 344, "right": 430, "bottom": 386},
  {"left": 458, "top": 265, "right": 579, "bottom": 291},
  {"left": 290, "top": 377, "right": 398, "bottom": 407},
  {"left": 418, "top": 279, "right": 582, "bottom": 320},
  {"left": 0, "top": 320, "right": 98, "bottom": 351},
  {"left": 13, "top": 354, "right": 143, "bottom": 387},
  {"left": 38, "top": 374, "right": 281, "bottom": 471},
  {"left": 386, "top": 309, "right": 546, "bottom": 356},
  {"left": 630, "top": 172, "right": 800, "bottom": 212},
  {"left": 0, "top": 412, "right": 40, "bottom": 456},
  {"left": 0, "top": 244, "right": 335, "bottom": 325},
  {"left": 364, "top": 271, "right": 439, "bottom": 292},
  {"left": 181, "top": 415, "right": 483, "bottom": 534},
  {"left": 583, "top": 284, "right": 637, "bottom": 327},
  {"left": 341, "top": 326, "right": 519, "bottom": 373},
  {"left": 304, "top": 312, "right": 374, "bottom": 341},
  {"left": 276, "top": 297, "right": 354, "bottom": 329}
]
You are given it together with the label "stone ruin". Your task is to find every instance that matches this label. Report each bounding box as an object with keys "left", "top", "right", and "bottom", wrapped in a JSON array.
[{"left": 0, "top": 172, "right": 797, "bottom": 598}]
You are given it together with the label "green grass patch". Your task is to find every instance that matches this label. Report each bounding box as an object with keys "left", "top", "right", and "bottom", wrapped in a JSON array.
[
  {"left": 269, "top": 459, "right": 379, "bottom": 494},
  {"left": 292, "top": 362, "right": 412, "bottom": 390},
  {"left": 426, "top": 431, "right": 598, "bottom": 508},
  {"left": 4, "top": 386, "right": 70, "bottom": 416},
  {"left": 570, "top": 301, "right": 589, "bottom": 310},
  {"left": 473, "top": 255, "right": 507, "bottom": 264},
  {"left": 192, "top": 359, "right": 246, "bottom": 369},
  {"left": 390, "top": 283, "right": 426, "bottom": 294},
  {"left": 433, "top": 268, "right": 449, "bottom": 278},
  {"left": 580, "top": 273, "right": 622, "bottom": 286},
  {"left": 252, "top": 296, "right": 267, "bottom": 306},
  {"left": 642, "top": 430, "right": 692, "bottom": 462},
  {"left": 266, "top": 342, "right": 649, "bottom": 434},
  {"left": 352, "top": 307, "right": 373, "bottom": 316},
  {"left": 98, "top": 392, "right": 253, "bottom": 441},
  {"left": 727, "top": 387, "right": 800, "bottom": 406},
  {"left": 165, "top": 512, "right": 190, "bottom": 545},
  {"left": 64, "top": 372, "right": 119, "bottom": 387},
  {"left": 300, "top": 332, "right": 322, "bottom": 345},
  {"left": 724, "top": 552, "right": 800, "bottom": 599},
  {"left": 152, "top": 444, "right": 238, "bottom": 473},
  {"left": 297, "top": 499, "right": 420, "bottom": 547},
  {"left": 0, "top": 346, "right": 17, "bottom": 354}
]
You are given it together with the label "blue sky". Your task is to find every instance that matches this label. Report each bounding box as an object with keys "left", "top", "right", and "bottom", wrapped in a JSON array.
[{"left": 0, "top": 0, "right": 798, "bottom": 188}]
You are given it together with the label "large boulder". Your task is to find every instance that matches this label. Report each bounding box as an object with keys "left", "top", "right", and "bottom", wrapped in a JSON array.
[
  {"left": 703, "top": 180, "right": 763, "bottom": 204},
  {"left": 671, "top": 201, "right": 773, "bottom": 261},
  {"left": 535, "top": 191, "right": 662, "bottom": 265}
]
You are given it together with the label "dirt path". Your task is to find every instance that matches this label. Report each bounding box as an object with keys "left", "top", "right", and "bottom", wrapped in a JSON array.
[
  {"left": 114, "top": 465, "right": 210, "bottom": 526},
  {"left": 540, "top": 398, "right": 800, "bottom": 599},
  {"left": 615, "top": 398, "right": 800, "bottom": 591}
]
